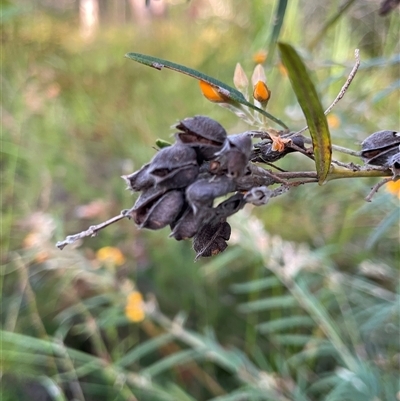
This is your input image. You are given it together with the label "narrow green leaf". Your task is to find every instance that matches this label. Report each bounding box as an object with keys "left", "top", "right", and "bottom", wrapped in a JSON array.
[
  {"left": 238, "top": 295, "right": 297, "bottom": 313},
  {"left": 115, "top": 333, "right": 174, "bottom": 368},
  {"left": 278, "top": 43, "right": 332, "bottom": 184},
  {"left": 265, "top": 0, "right": 288, "bottom": 67},
  {"left": 308, "top": 0, "right": 357, "bottom": 51},
  {"left": 125, "top": 52, "right": 288, "bottom": 129},
  {"left": 257, "top": 315, "right": 314, "bottom": 333},
  {"left": 231, "top": 276, "right": 280, "bottom": 293}
]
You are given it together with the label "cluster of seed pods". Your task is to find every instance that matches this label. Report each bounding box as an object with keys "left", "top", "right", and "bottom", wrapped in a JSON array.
[{"left": 122, "top": 115, "right": 260, "bottom": 259}]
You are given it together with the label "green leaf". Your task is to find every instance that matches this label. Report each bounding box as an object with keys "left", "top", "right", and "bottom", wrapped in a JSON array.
[
  {"left": 238, "top": 295, "right": 297, "bottom": 313},
  {"left": 308, "top": 0, "right": 357, "bottom": 51},
  {"left": 265, "top": 0, "right": 288, "bottom": 67},
  {"left": 156, "top": 138, "right": 172, "bottom": 148},
  {"left": 125, "top": 52, "right": 288, "bottom": 129},
  {"left": 278, "top": 43, "right": 332, "bottom": 184}
]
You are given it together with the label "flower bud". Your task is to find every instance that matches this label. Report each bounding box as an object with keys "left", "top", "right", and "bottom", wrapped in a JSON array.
[
  {"left": 199, "top": 80, "right": 231, "bottom": 103},
  {"left": 253, "top": 80, "right": 271, "bottom": 105},
  {"left": 233, "top": 63, "right": 249, "bottom": 94}
]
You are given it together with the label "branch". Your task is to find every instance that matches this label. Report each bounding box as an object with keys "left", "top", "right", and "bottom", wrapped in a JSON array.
[
  {"left": 293, "top": 49, "right": 360, "bottom": 137},
  {"left": 56, "top": 211, "right": 129, "bottom": 250},
  {"left": 365, "top": 178, "right": 393, "bottom": 202}
]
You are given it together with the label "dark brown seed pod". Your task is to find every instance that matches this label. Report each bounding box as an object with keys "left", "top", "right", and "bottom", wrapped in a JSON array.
[
  {"left": 215, "top": 193, "right": 245, "bottom": 219},
  {"left": 361, "top": 130, "right": 400, "bottom": 166},
  {"left": 216, "top": 133, "right": 252, "bottom": 179},
  {"left": 150, "top": 164, "right": 199, "bottom": 190},
  {"left": 193, "top": 221, "right": 231, "bottom": 259},
  {"left": 175, "top": 116, "right": 227, "bottom": 162},
  {"left": 130, "top": 186, "right": 167, "bottom": 211},
  {"left": 185, "top": 176, "right": 236, "bottom": 212},
  {"left": 170, "top": 207, "right": 212, "bottom": 240},
  {"left": 124, "top": 186, "right": 168, "bottom": 226},
  {"left": 388, "top": 152, "right": 400, "bottom": 179},
  {"left": 244, "top": 186, "right": 273, "bottom": 206},
  {"left": 122, "top": 163, "right": 154, "bottom": 192},
  {"left": 148, "top": 143, "right": 198, "bottom": 177},
  {"left": 140, "top": 190, "right": 184, "bottom": 230},
  {"left": 176, "top": 115, "right": 227, "bottom": 145}
]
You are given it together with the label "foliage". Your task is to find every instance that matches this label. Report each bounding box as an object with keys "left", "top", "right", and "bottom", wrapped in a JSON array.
[{"left": 1, "top": 1, "right": 399, "bottom": 400}]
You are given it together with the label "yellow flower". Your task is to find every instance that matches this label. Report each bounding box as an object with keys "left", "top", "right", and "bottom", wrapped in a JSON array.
[
  {"left": 386, "top": 180, "right": 400, "bottom": 199},
  {"left": 96, "top": 246, "right": 126, "bottom": 266},
  {"left": 199, "top": 80, "right": 230, "bottom": 103},
  {"left": 125, "top": 291, "right": 145, "bottom": 322},
  {"left": 252, "top": 50, "right": 267, "bottom": 64},
  {"left": 327, "top": 113, "right": 340, "bottom": 129}
]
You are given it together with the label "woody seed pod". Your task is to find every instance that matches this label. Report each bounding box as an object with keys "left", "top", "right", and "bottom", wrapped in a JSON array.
[
  {"left": 361, "top": 130, "right": 400, "bottom": 167},
  {"left": 176, "top": 116, "right": 227, "bottom": 161},
  {"left": 216, "top": 133, "right": 252, "bottom": 179},
  {"left": 122, "top": 163, "right": 154, "bottom": 192},
  {"left": 186, "top": 176, "right": 236, "bottom": 212},
  {"left": 148, "top": 143, "right": 198, "bottom": 178},
  {"left": 193, "top": 221, "right": 231, "bottom": 259},
  {"left": 140, "top": 190, "right": 184, "bottom": 230}
]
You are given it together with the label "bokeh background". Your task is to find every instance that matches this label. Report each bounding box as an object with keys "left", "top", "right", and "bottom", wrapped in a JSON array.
[{"left": 2, "top": 1, "right": 399, "bottom": 400}]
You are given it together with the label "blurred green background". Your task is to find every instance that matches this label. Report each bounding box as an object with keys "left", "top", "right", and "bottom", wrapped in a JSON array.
[{"left": 1, "top": 0, "right": 399, "bottom": 400}]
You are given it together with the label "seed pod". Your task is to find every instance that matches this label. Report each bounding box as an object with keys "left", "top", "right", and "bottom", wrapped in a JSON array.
[
  {"left": 216, "top": 133, "right": 252, "bottom": 179},
  {"left": 244, "top": 186, "right": 273, "bottom": 206},
  {"left": 148, "top": 143, "right": 198, "bottom": 178},
  {"left": 388, "top": 152, "right": 400, "bottom": 179},
  {"left": 122, "top": 163, "right": 154, "bottom": 192},
  {"left": 175, "top": 115, "right": 227, "bottom": 161},
  {"left": 170, "top": 207, "right": 212, "bottom": 240},
  {"left": 186, "top": 176, "right": 236, "bottom": 212},
  {"left": 151, "top": 164, "right": 199, "bottom": 190},
  {"left": 193, "top": 221, "right": 231, "bottom": 259},
  {"left": 140, "top": 190, "right": 184, "bottom": 230},
  {"left": 125, "top": 186, "right": 168, "bottom": 226},
  {"left": 215, "top": 193, "right": 245, "bottom": 219},
  {"left": 251, "top": 135, "right": 305, "bottom": 163},
  {"left": 361, "top": 130, "right": 400, "bottom": 166}
]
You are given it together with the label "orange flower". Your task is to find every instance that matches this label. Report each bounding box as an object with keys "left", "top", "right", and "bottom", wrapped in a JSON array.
[
  {"left": 199, "top": 80, "right": 230, "bottom": 103},
  {"left": 386, "top": 180, "right": 400, "bottom": 198},
  {"left": 253, "top": 80, "right": 271, "bottom": 104},
  {"left": 96, "top": 246, "right": 126, "bottom": 266},
  {"left": 278, "top": 62, "right": 288, "bottom": 77},
  {"left": 125, "top": 291, "right": 145, "bottom": 322},
  {"left": 252, "top": 50, "right": 267, "bottom": 64}
]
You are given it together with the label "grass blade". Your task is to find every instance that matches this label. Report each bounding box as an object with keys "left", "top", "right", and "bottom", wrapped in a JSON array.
[
  {"left": 278, "top": 43, "right": 332, "bottom": 184},
  {"left": 265, "top": 0, "right": 288, "bottom": 67}
]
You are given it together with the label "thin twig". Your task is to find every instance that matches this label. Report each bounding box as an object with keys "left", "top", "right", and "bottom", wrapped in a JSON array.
[
  {"left": 56, "top": 211, "right": 129, "bottom": 250},
  {"left": 302, "top": 137, "right": 361, "bottom": 157},
  {"left": 292, "top": 49, "right": 361, "bottom": 137},
  {"left": 365, "top": 178, "right": 393, "bottom": 202}
]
